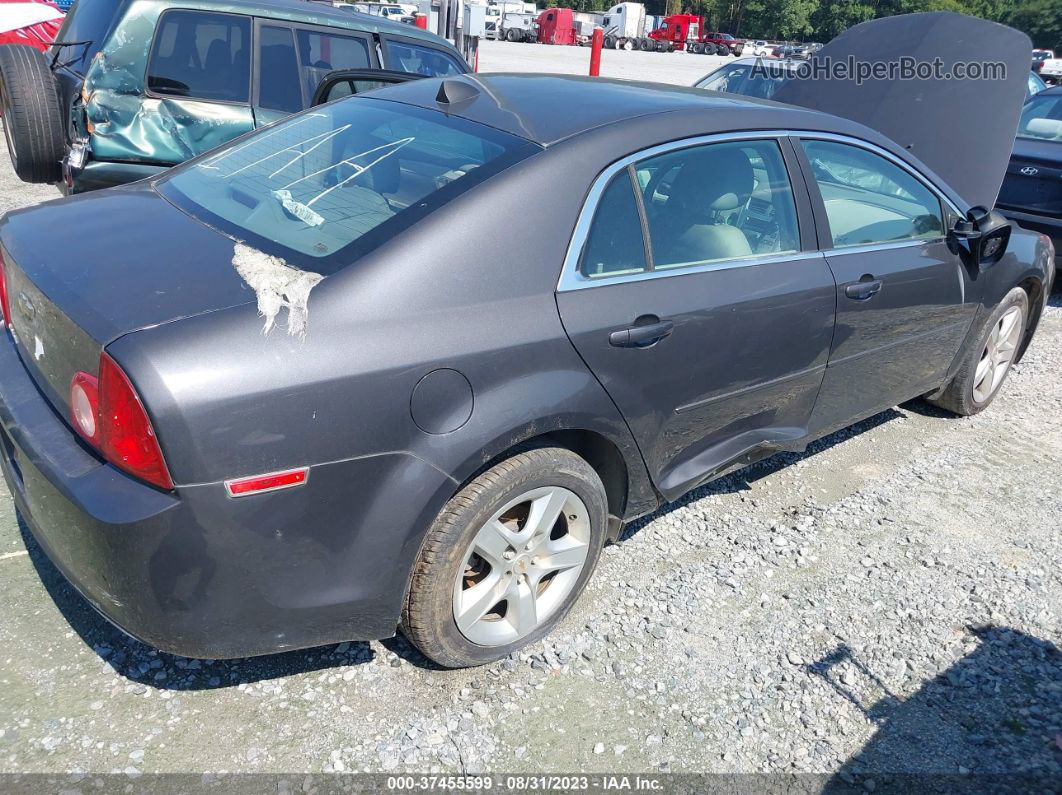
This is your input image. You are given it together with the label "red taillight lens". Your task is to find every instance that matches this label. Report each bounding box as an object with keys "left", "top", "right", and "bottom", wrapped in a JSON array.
[
  {"left": 0, "top": 251, "right": 12, "bottom": 329},
  {"left": 95, "top": 353, "right": 173, "bottom": 490},
  {"left": 69, "top": 371, "right": 100, "bottom": 445}
]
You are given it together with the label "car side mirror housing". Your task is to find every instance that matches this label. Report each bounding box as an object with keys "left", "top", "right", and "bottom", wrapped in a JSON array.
[{"left": 949, "top": 205, "right": 1011, "bottom": 267}]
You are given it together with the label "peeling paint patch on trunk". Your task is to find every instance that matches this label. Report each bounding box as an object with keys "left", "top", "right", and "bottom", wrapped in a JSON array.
[{"left": 231, "top": 243, "right": 323, "bottom": 338}]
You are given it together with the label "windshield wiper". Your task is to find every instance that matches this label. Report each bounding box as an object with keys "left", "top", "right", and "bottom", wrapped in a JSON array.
[{"left": 50, "top": 40, "right": 93, "bottom": 71}]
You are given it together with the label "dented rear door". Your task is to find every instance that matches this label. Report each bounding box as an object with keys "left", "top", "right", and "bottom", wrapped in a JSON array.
[{"left": 85, "top": 7, "right": 256, "bottom": 166}]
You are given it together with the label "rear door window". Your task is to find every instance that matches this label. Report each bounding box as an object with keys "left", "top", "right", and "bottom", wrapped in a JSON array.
[
  {"left": 636, "top": 139, "right": 800, "bottom": 269},
  {"left": 382, "top": 38, "right": 466, "bottom": 76},
  {"left": 295, "top": 29, "right": 373, "bottom": 105},
  {"left": 147, "top": 10, "right": 251, "bottom": 103},
  {"left": 258, "top": 25, "right": 303, "bottom": 113}
]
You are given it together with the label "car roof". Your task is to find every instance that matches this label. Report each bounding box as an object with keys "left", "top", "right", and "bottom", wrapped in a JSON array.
[
  {"left": 1036, "top": 85, "right": 1062, "bottom": 96},
  {"left": 366, "top": 73, "right": 864, "bottom": 147},
  {"left": 152, "top": 0, "right": 445, "bottom": 45},
  {"left": 728, "top": 57, "right": 796, "bottom": 69}
]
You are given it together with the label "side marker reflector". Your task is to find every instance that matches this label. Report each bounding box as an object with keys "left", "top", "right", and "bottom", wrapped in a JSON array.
[{"left": 225, "top": 467, "right": 309, "bottom": 497}]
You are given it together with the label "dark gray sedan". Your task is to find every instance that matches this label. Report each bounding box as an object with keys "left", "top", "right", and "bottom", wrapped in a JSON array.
[{"left": 0, "top": 16, "right": 1054, "bottom": 668}]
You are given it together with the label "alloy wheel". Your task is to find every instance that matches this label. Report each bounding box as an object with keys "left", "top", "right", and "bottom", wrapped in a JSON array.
[
  {"left": 972, "top": 305, "right": 1023, "bottom": 403},
  {"left": 453, "top": 486, "right": 591, "bottom": 646}
]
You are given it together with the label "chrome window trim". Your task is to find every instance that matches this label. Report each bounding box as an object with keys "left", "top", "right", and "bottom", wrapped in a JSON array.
[
  {"left": 557, "top": 129, "right": 962, "bottom": 293},
  {"left": 821, "top": 237, "right": 947, "bottom": 257},
  {"left": 563, "top": 250, "right": 826, "bottom": 290}
]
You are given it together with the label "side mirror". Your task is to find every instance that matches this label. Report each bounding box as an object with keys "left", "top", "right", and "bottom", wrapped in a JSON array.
[{"left": 948, "top": 205, "right": 1011, "bottom": 267}]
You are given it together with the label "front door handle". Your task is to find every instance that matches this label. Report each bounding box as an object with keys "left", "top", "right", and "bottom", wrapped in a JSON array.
[
  {"left": 609, "top": 319, "right": 674, "bottom": 348},
  {"left": 845, "top": 276, "right": 883, "bottom": 301}
]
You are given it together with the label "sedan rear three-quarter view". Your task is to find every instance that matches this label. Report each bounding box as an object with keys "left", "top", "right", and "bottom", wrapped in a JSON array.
[{"left": 0, "top": 14, "right": 1055, "bottom": 668}]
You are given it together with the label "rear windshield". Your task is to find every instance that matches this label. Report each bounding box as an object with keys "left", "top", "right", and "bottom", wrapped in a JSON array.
[
  {"left": 51, "top": 0, "right": 123, "bottom": 72},
  {"left": 695, "top": 63, "right": 791, "bottom": 99},
  {"left": 156, "top": 97, "right": 539, "bottom": 272},
  {"left": 1017, "top": 93, "right": 1062, "bottom": 141}
]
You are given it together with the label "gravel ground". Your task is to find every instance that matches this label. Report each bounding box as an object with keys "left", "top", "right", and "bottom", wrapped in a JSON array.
[{"left": 0, "top": 81, "right": 1060, "bottom": 786}]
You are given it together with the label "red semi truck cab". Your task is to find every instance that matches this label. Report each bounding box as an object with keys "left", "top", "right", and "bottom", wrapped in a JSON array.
[
  {"left": 648, "top": 14, "right": 701, "bottom": 51},
  {"left": 537, "top": 8, "right": 576, "bottom": 45}
]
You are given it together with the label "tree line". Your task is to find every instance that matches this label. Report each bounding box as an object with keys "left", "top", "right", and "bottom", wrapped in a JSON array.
[{"left": 550, "top": 0, "right": 1061, "bottom": 51}]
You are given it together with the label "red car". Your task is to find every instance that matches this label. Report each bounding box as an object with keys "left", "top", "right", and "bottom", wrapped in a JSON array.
[{"left": 696, "top": 31, "right": 744, "bottom": 56}]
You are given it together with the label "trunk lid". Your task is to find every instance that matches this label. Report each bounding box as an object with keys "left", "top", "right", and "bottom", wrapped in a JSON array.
[
  {"left": 0, "top": 183, "right": 255, "bottom": 418},
  {"left": 998, "top": 137, "right": 1062, "bottom": 216}
]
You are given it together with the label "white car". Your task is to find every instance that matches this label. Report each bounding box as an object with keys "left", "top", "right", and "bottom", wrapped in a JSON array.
[
  {"left": 1039, "top": 57, "right": 1062, "bottom": 84},
  {"left": 745, "top": 39, "right": 772, "bottom": 56}
]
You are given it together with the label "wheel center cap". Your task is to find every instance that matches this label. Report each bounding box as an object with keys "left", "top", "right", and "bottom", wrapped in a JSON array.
[{"left": 515, "top": 556, "right": 530, "bottom": 574}]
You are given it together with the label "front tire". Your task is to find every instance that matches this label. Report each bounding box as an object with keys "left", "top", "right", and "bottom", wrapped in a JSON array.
[
  {"left": 928, "top": 287, "right": 1029, "bottom": 416},
  {"left": 401, "top": 447, "right": 608, "bottom": 668}
]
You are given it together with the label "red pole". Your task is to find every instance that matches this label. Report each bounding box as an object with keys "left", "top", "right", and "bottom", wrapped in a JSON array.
[
  {"left": 589, "top": 27, "right": 603, "bottom": 77},
  {"left": 414, "top": 14, "right": 428, "bottom": 30}
]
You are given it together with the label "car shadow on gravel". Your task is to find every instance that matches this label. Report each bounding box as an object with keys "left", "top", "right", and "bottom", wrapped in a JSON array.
[
  {"left": 619, "top": 407, "right": 904, "bottom": 541},
  {"left": 15, "top": 514, "right": 399, "bottom": 689},
  {"left": 814, "top": 628, "right": 1061, "bottom": 792}
]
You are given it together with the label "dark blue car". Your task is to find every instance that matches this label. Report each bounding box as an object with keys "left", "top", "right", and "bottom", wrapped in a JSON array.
[{"left": 999, "top": 85, "right": 1062, "bottom": 268}]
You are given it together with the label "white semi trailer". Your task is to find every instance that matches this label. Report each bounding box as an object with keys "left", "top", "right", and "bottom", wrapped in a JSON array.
[
  {"left": 498, "top": 10, "right": 538, "bottom": 41},
  {"left": 601, "top": 2, "right": 646, "bottom": 50}
]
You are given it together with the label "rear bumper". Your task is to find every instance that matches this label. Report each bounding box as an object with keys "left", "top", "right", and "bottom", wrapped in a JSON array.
[
  {"left": 60, "top": 160, "right": 169, "bottom": 195},
  {"left": 0, "top": 331, "right": 454, "bottom": 658}
]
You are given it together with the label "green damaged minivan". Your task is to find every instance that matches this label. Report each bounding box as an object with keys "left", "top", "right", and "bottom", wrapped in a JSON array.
[{"left": 0, "top": 0, "right": 467, "bottom": 193}]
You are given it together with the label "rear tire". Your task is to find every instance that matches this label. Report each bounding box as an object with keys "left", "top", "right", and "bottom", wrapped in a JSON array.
[
  {"left": 621, "top": 38, "right": 634, "bottom": 51},
  {"left": 691, "top": 42, "right": 705, "bottom": 54},
  {"left": 0, "top": 44, "right": 65, "bottom": 184},
  {"left": 401, "top": 447, "right": 608, "bottom": 668},
  {"left": 505, "top": 28, "right": 518, "bottom": 42},
  {"left": 927, "top": 287, "right": 1029, "bottom": 416},
  {"left": 639, "top": 38, "right": 652, "bottom": 51}
]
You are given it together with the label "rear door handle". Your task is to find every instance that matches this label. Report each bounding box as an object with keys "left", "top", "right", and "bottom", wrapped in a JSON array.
[
  {"left": 844, "top": 277, "right": 883, "bottom": 301},
  {"left": 609, "top": 319, "right": 674, "bottom": 348}
]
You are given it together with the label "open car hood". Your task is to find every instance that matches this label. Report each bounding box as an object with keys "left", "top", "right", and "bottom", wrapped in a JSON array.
[{"left": 774, "top": 12, "right": 1031, "bottom": 210}]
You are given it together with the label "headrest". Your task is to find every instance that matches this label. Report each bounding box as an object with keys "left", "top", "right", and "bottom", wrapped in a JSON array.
[{"left": 667, "top": 147, "right": 754, "bottom": 217}]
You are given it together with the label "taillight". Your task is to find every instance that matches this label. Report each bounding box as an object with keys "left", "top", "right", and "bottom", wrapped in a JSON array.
[
  {"left": 0, "top": 250, "right": 12, "bottom": 329},
  {"left": 69, "top": 353, "right": 174, "bottom": 490}
]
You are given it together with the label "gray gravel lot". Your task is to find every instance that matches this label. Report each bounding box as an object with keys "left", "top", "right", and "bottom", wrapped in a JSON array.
[
  {"left": 0, "top": 50, "right": 1060, "bottom": 785},
  {"left": 476, "top": 39, "right": 731, "bottom": 84}
]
